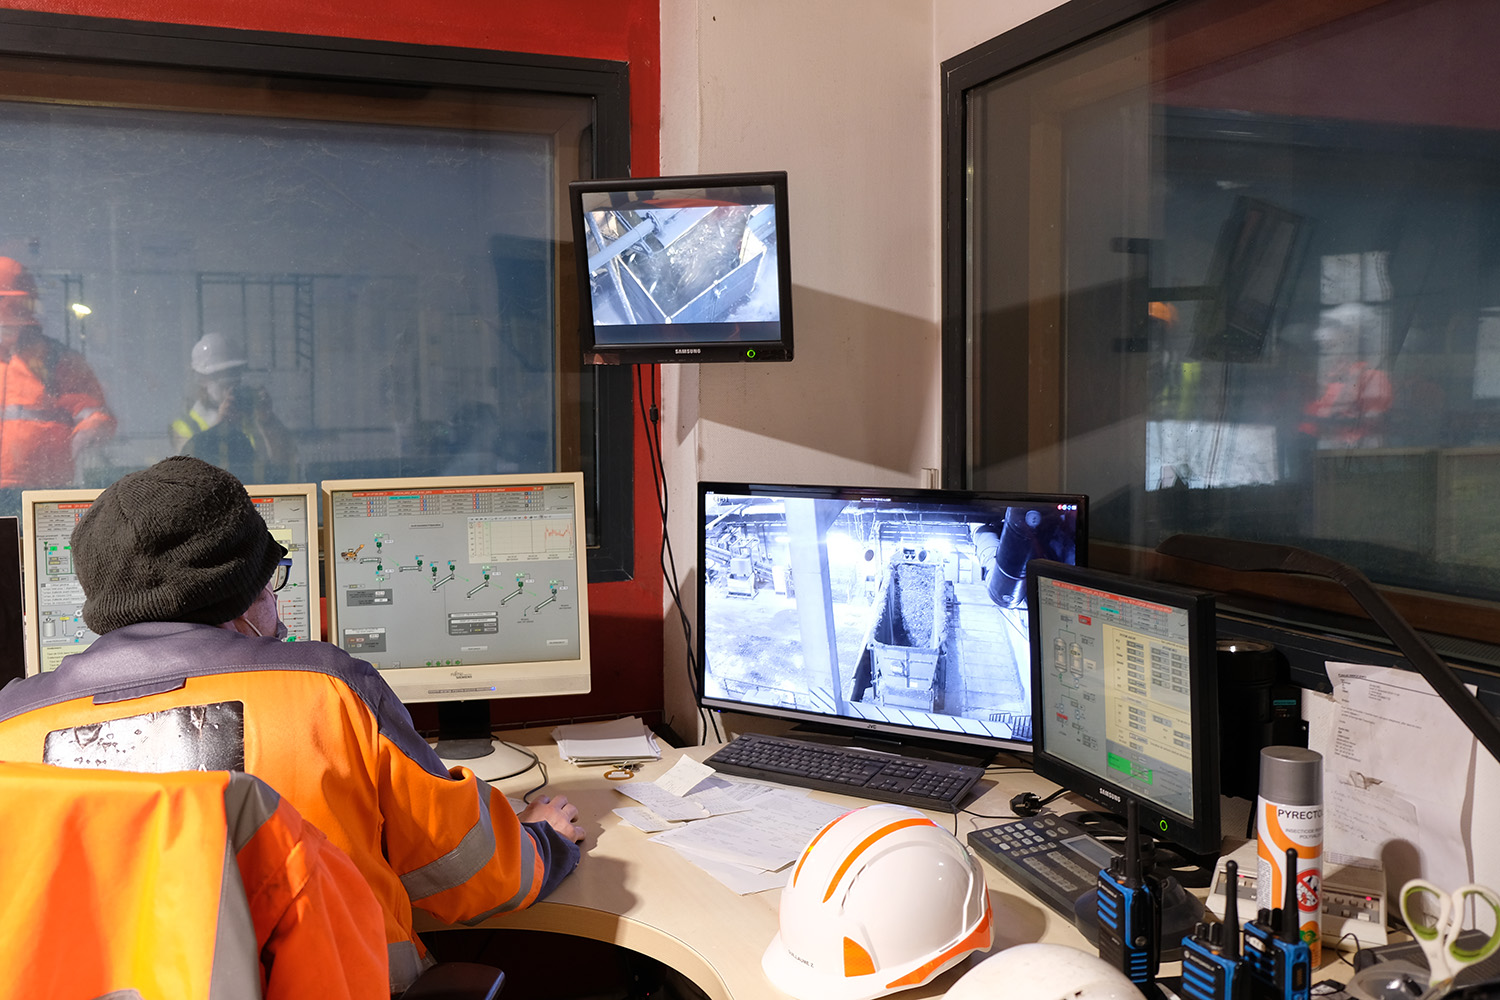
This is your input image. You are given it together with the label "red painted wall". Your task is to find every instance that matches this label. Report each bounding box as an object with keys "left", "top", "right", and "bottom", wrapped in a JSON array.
[{"left": 5, "top": 0, "right": 668, "bottom": 727}]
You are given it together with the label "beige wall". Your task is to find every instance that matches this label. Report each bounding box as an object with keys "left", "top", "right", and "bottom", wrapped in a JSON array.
[{"left": 658, "top": 0, "right": 1068, "bottom": 737}]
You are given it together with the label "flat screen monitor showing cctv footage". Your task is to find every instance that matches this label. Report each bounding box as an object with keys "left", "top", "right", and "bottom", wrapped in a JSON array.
[
  {"left": 569, "top": 171, "right": 793, "bottom": 364},
  {"left": 697, "top": 482, "right": 1087, "bottom": 757}
]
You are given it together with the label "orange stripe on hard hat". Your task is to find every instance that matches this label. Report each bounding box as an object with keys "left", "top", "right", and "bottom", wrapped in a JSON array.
[
  {"left": 823, "top": 817, "right": 937, "bottom": 903},
  {"left": 792, "top": 808, "right": 854, "bottom": 887},
  {"left": 843, "top": 936, "right": 876, "bottom": 977},
  {"left": 885, "top": 897, "right": 994, "bottom": 989}
]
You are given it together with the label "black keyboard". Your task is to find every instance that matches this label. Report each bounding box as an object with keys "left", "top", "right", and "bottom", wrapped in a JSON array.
[{"left": 702, "top": 732, "right": 984, "bottom": 812}]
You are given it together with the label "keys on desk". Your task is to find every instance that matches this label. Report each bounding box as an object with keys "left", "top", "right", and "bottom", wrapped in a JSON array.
[{"left": 702, "top": 732, "right": 984, "bottom": 812}]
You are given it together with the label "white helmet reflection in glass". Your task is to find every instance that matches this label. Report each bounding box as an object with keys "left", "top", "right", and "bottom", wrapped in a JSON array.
[
  {"left": 762, "top": 804, "right": 993, "bottom": 1000},
  {"left": 944, "top": 943, "right": 1142, "bottom": 1000}
]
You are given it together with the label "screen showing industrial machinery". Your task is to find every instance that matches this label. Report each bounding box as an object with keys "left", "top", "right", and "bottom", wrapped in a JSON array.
[
  {"left": 697, "top": 482, "right": 1087, "bottom": 755},
  {"left": 20, "top": 483, "right": 320, "bottom": 674},
  {"left": 1029, "top": 560, "right": 1221, "bottom": 853},
  {"left": 569, "top": 171, "right": 793, "bottom": 365},
  {"left": 321, "top": 472, "right": 590, "bottom": 705}
]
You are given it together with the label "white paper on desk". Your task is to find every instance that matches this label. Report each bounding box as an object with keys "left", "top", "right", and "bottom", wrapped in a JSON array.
[
  {"left": 613, "top": 806, "right": 677, "bottom": 833},
  {"left": 691, "top": 774, "right": 800, "bottom": 804},
  {"left": 654, "top": 756, "right": 715, "bottom": 796},
  {"left": 648, "top": 790, "right": 848, "bottom": 872},
  {"left": 664, "top": 843, "right": 790, "bottom": 895},
  {"left": 551, "top": 716, "right": 661, "bottom": 763},
  {"left": 614, "top": 780, "right": 710, "bottom": 822},
  {"left": 1314, "top": 662, "right": 1492, "bottom": 888},
  {"left": 686, "top": 787, "right": 753, "bottom": 816}
]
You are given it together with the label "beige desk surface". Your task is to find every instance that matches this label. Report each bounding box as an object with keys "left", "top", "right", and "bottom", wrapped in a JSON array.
[{"left": 416, "top": 727, "right": 1099, "bottom": 1000}]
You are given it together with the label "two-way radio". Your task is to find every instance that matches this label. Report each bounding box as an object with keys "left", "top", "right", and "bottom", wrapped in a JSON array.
[
  {"left": 1179, "top": 859, "right": 1248, "bottom": 999},
  {"left": 1096, "top": 800, "right": 1163, "bottom": 987},
  {"left": 1243, "top": 846, "right": 1312, "bottom": 1000}
]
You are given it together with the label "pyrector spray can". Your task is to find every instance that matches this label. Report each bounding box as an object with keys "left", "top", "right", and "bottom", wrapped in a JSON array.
[{"left": 1256, "top": 746, "right": 1323, "bottom": 967}]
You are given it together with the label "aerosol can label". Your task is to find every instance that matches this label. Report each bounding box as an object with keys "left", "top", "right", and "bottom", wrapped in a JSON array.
[{"left": 1256, "top": 797, "right": 1323, "bottom": 967}]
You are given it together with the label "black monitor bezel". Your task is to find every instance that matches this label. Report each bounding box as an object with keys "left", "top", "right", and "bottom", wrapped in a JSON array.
[
  {"left": 1028, "top": 559, "right": 1222, "bottom": 855},
  {"left": 696, "top": 480, "right": 1089, "bottom": 756},
  {"left": 569, "top": 171, "right": 794, "bottom": 365}
]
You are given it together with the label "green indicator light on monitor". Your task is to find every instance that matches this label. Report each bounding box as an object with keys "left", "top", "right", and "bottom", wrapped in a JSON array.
[{"left": 746, "top": 348, "right": 756, "bottom": 358}]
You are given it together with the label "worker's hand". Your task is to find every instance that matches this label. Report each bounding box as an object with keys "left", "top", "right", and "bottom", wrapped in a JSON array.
[{"left": 518, "top": 793, "right": 586, "bottom": 843}]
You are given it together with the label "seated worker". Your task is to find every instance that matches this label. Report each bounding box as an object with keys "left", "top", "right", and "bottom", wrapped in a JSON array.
[{"left": 0, "top": 456, "right": 584, "bottom": 994}]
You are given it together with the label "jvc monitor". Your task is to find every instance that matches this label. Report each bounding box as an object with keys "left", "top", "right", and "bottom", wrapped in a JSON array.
[
  {"left": 321, "top": 473, "right": 590, "bottom": 704},
  {"left": 20, "top": 483, "right": 320, "bottom": 674},
  {"left": 1029, "top": 560, "right": 1221, "bottom": 854},
  {"left": 698, "top": 482, "right": 1087, "bottom": 755}
]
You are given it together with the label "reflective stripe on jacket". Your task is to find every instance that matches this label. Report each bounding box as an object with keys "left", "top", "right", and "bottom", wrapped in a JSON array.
[
  {"left": 0, "top": 327, "right": 115, "bottom": 486},
  {"left": 0, "top": 762, "right": 388, "bottom": 999},
  {"left": 0, "top": 623, "right": 581, "bottom": 994}
]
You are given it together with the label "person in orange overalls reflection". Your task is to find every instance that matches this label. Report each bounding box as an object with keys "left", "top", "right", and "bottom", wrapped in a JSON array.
[
  {"left": 0, "top": 257, "right": 115, "bottom": 487},
  {"left": 1298, "top": 303, "right": 1392, "bottom": 448}
]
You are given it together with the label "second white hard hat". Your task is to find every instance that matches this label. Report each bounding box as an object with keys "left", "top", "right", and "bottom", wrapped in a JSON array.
[{"left": 943, "top": 942, "right": 1141, "bottom": 1000}]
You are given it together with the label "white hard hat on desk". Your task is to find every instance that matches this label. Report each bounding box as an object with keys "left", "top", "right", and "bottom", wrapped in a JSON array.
[
  {"left": 942, "top": 942, "right": 1141, "bottom": 999},
  {"left": 761, "top": 803, "right": 992, "bottom": 1000}
]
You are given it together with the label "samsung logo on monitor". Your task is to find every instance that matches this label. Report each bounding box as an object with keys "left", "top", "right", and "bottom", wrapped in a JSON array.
[{"left": 674, "top": 348, "right": 702, "bottom": 355}]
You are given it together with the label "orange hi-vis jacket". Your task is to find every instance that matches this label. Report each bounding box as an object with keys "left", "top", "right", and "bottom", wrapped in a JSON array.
[
  {"left": 0, "top": 761, "right": 388, "bottom": 1000},
  {"left": 0, "top": 622, "right": 580, "bottom": 993},
  {"left": 0, "top": 325, "right": 116, "bottom": 487}
]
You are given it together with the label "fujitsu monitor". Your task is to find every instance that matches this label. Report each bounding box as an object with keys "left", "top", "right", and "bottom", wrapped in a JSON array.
[
  {"left": 20, "top": 483, "right": 321, "bottom": 674},
  {"left": 321, "top": 472, "right": 590, "bottom": 758}
]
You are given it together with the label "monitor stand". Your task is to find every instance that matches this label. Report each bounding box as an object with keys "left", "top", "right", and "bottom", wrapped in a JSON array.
[{"left": 432, "top": 699, "right": 537, "bottom": 780}]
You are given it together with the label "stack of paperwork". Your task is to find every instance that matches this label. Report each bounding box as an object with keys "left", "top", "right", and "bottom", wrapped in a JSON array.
[
  {"left": 611, "top": 756, "right": 849, "bottom": 894},
  {"left": 551, "top": 716, "right": 661, "bottom": 766}
]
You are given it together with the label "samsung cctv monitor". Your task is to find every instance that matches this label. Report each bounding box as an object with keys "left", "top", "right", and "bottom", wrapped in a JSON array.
[{"left": 569, "top": 171, "right": 793, "bottom": 365}]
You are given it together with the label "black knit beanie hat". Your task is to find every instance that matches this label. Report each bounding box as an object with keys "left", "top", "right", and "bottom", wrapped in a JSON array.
[{"left": 73, "top": 455, "right": 288, "bottom": 633}]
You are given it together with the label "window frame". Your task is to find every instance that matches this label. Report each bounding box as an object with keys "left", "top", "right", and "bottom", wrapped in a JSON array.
[
  {"left": 938, "top": 0, "right": 1500, "bottom": 650},
  {"left": 0, "top": 6, "right": 635, "bottom": 582}
]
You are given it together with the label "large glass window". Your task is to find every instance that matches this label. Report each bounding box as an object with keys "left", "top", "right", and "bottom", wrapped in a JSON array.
[
  {"left": 945, "top": 0, "right": 1500, "bottom": 639},
  {"left": 0, "top": 12, "right": 633, "bottom": 579}
]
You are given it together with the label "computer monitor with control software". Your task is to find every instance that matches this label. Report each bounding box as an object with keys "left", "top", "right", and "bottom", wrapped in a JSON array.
[
  {"left": 698, "top": 482, "right": 1087, "bottom": 759},
  {"left": 569, "top": 171, "right": 793, "bottom": 365},
  {"left": 1029, "top": 560, "right": 1221, "bottom": 854},
  {"left": 20, "top": 483, "right": 320, "bottom": 675},
  {"left": 321, "top": 473, "right": 590, "bottom": 761}
]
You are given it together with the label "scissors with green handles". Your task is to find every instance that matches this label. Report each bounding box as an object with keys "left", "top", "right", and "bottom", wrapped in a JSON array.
[{"left": 1399, "top": 878, "right": 1500, "bottom": 999}]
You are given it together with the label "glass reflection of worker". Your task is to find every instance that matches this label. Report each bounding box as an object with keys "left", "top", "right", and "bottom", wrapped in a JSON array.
[
  {"left": 973, "top": 507, "right": 1077, "bottom": 609},
  {"left": 1298, "top": 303, "right": 1392, "bottom": 448},
  {"left": 0, "top": 257, "right": 116, "bottom": 489},
  {"left": 171, "top": 332, "right": 295, "bottom": 482}
]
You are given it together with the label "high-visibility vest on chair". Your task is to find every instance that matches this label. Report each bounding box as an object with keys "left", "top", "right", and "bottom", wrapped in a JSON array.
[{"left": 0, "top": 762, "right": 389, "bottom": 1000}]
